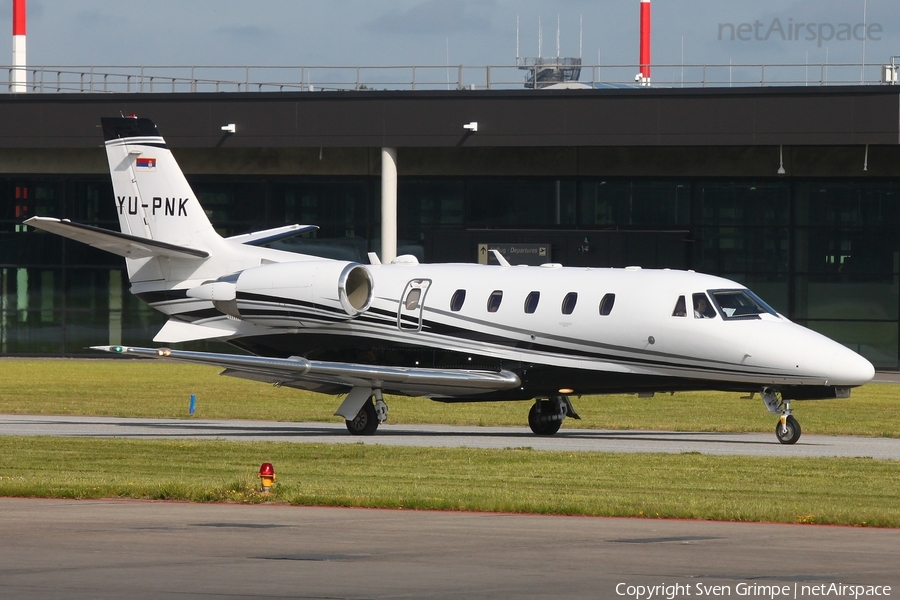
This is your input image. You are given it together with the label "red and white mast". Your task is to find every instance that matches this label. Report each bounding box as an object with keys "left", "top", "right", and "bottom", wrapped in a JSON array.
[
  {"left": 638, "top": 0, "right": 651, "bottom": 86},
  {"left": 12, "top": 0, "right": 26, "bottom": 92}
]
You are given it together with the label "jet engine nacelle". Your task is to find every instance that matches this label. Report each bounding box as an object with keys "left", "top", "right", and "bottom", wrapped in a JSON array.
[{"left": 187, "top": 260, "right": 373, "bottom": 326}]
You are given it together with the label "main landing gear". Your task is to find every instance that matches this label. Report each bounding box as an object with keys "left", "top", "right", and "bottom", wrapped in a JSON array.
[
  {"left": 345, "top": 390, "right": 388, "bottom": 436},
  {"left": 761, "top": 388, "right": 801, "bottom": 445},
  {"left": 528, "top": 396, "right": 581, "bottom": 436}
]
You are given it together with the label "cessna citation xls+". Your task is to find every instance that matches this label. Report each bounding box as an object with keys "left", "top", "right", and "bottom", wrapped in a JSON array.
[{"left": 25, "top": 117, "right": 875, "bottom": 444}]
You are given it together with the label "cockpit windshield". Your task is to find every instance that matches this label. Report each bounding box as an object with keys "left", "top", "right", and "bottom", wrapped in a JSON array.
[{"left": 709, "top": 289, "right": 779, "bottom": 320}]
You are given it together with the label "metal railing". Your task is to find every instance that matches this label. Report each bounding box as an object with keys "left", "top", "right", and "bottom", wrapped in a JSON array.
[{"left": 2, "top": 62, "right": 891, "bottom": 94}]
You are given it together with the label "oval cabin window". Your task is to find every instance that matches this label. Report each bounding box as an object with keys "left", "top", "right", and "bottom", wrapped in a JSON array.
[
  {"left": 561, "top": 292, "right": 578, "bottom": 315},
  {"left": 524, "top": 291, "right": 540, "bottom": 314},
  {"left": 599, "top": 293, "right": 616, "bottom": 316},
  {"left": 487, "top": 290, "right": 503, "bottom": 313},
  {"left": 450, "top": 289, "right": 466, "bottom": 312}
]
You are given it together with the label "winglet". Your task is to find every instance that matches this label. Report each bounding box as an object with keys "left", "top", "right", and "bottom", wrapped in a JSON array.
[{"left": 489, "top": 249, "right": 511, "bottom": 267}]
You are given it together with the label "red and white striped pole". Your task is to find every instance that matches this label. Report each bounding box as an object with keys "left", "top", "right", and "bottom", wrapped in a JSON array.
[
  {"left": 639, "top": 0, "right": 651, "bottom": 85},
  {"left": 12, "top": 0, "right": 26, "bottom": 92}
]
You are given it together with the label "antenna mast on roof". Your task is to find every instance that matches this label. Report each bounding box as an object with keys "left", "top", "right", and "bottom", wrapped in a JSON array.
[
  {"left": 538, "top": 17, "right": 542, "bottom": 58},
  {"left": 636, "top": 0, "right": 651, "bottom": 86},
  {"left": 516, "top": 14, "right": 519, "bottom": 61},
  {"left": 12, "top": 0, "right": 26, "bottom": 93},
  {"left": 556, "top": 15, "right": 560, "bottom": 58}
]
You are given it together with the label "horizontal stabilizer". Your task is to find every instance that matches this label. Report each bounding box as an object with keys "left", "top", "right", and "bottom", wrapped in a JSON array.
[
  {"left": 153, "top": 319, "right": 238, "bottom": 343},
  {"left": 25, "top": 217, "right": 209, "bottom": 259},
  {"left": 226, "top": 224, "right": 318, "bottom": 246},
  {"left": 91, "top": 345, "right": 521, "bottom": 397}
]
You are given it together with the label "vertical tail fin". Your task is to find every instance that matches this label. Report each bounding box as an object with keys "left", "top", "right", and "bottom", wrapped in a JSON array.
[{"left": 102, "top": 117, "right": 220, "bottom": 249}]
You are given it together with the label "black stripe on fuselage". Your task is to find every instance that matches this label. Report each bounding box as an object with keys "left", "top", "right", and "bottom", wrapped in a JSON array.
[
  {"left": 383, "top": 308, "right": 772, "bottom": 379},
  {"left": 137, "top": 291, "right": 780, "bottom": 381},
  {"left": 366, "top": 295, "right": 760, "bottom": 374},
  {"left": 227, "top": 332, "right": 774, "bottom": 399}
]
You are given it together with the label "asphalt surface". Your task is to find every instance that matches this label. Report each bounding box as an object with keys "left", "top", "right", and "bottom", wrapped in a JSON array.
[
  {"left": 1, "top": 499, "right": 897, "bottom": 600},
  {"left": 3, "top": 414, "right": 900, "bottom": 459},
  {"left": 873, "top": 371, "right": 900, "bottom": 384}
]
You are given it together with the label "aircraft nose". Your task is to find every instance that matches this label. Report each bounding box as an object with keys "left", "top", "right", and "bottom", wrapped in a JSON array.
[{"left": 829, "top": 345, "right": 875, "bottom": 387}]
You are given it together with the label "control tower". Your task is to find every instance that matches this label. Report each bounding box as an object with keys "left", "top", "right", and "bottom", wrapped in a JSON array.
[{"left": 516, "top": 57, "right": 583, "bottom": 89}]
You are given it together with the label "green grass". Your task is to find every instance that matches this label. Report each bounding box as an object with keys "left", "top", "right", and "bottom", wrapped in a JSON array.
[
  {"left": 1, "top": 359, "right": 898, "bottom": 526},
  {"left": 1, "top": 359, "right": 898, "bottom": 437},
  {"left": 0, "top": 436, "right": 897, "bottom": 527}
]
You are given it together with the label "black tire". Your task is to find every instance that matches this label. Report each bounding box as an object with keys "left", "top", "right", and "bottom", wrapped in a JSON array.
[
  {"left": 528, "top": 401, "right": 563, "bottom": 436},
  {"left": 775, "top": 415, "right": 801, "bottom": 445},
  {"left": 346, "top": 400, "right": 379, "bottom": 436}
]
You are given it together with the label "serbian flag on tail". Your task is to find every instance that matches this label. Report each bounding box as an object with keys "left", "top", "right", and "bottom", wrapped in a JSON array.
[{"left": 135, "top": 157, "right": 157, "bottom": 171}]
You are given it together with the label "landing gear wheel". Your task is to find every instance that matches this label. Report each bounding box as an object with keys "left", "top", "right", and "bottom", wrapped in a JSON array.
[
  {"left": 775, "top": 415, "right": 801, "bottom": 445},
  {"left": 346, "top": 400, "right": 379, "bottom": 436},
  {"left": 528, "top": 400, "right": 563, "bottom": 436}
]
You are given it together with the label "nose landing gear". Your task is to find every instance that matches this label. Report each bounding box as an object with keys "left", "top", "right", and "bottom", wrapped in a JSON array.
[
  {"left": 776, "top": 414, "right": 801, "bottom": 445},
  {"left": 761, "top": 388, "right": 801, "bottom": 445}
]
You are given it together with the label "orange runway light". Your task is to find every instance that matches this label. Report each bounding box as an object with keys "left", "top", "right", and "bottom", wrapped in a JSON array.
[{"left": 258, "top": 463, "right": 276, "bottom": 492}]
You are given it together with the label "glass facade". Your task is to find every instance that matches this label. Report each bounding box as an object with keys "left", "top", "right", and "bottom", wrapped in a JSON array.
[{"left": 2, "top": 174, "right": 898, "bottom": 368}]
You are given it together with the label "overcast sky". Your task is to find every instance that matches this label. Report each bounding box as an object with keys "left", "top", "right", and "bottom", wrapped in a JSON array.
[{"left": 3, "top": 1, "right": 899, "bottom": 86}]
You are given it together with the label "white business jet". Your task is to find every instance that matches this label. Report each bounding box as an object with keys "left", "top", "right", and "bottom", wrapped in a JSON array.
[{"left": 25, "top": 117, "right": 875, "bottom": 444}]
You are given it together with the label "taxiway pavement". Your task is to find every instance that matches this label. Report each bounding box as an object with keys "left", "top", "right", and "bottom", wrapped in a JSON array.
[
  {"left": 1, "top": 498, "right": 897, "bottom": 599},
  {"left": 2, "top": 414, "right": 900, "bottom": 459}
]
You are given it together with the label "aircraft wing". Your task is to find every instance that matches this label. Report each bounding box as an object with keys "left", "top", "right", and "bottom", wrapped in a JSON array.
[
  {"left": 91, "top": 345, "right": 522, "bottom": 402},
  {"left": 24, "top": 217, "right": 209, "bottom": 259}
]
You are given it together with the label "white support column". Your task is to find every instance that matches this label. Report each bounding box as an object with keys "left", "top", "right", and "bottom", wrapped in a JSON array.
[{"left": 380, "top": 147, "right": 398, "bottom": 263}]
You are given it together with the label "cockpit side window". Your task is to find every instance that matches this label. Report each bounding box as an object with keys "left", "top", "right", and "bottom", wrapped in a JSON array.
[
  {"left": 672, "top": 295, "right": 687, "bottom": 317},
  {"left": 709, "top": 289, "right": 778, "bottom": 320},
  {"left": 693, "top": 293, "right": 716, "bottom": 319}
]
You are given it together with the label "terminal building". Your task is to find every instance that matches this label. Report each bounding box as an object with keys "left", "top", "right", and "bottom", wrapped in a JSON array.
[{"left": 1, "top": 84, "right": 899, "bottom": 369}]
